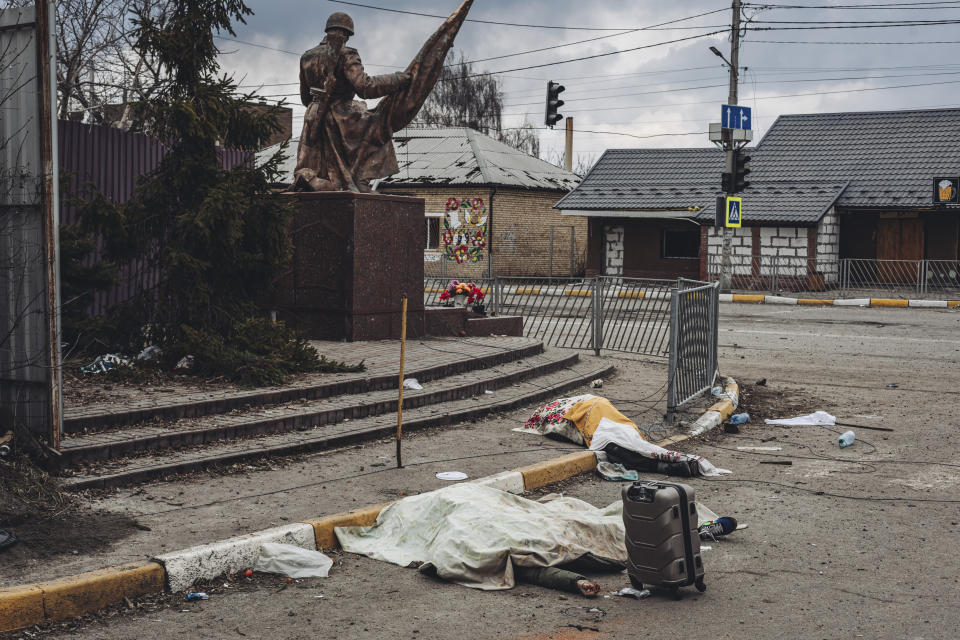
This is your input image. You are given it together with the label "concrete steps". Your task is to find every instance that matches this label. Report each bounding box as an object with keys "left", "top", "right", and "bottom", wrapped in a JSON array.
[
  {"left": 63, "top": 337, "right": 544, "bottom": 434},
  {"left": 59, "top": 349, "right": 613, "bottom": 490}
]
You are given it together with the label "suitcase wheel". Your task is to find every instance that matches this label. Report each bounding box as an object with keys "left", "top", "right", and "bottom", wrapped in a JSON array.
[{"left": 695, "top": 577, "right": 706, "bottom": 593}]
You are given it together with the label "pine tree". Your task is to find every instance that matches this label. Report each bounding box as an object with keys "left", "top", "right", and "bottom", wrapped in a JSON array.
[{"left": 77, "top": 0, "right": 356, "bottom": 384}]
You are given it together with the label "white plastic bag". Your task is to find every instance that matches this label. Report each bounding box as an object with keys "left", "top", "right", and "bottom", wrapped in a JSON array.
[
  {"left": 403, "top": 378, "right": 423, "bottom": 390},
  {"left": 253, "top": 543, "right": 333, "bottom": 578}
]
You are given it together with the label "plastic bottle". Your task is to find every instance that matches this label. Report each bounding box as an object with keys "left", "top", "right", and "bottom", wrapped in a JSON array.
[
  {"left": 838, "top": 430, "right": 856, "bottom": 448},
  {"left": 186, "top": 592, "right": 209, "bottom": 601},
  {"left": 729, "top": 413, "right": 750, "bottom": 425}
]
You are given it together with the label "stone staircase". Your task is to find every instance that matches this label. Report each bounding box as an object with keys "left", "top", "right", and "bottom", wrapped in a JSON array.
[{"left": 59, "top": 337, "right": 612, "bottom": 490}]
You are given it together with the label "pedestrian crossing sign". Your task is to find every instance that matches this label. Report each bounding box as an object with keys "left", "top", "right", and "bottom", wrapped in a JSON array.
[{"left": 725, "top": 197, "right": 742, "bottom": 228}]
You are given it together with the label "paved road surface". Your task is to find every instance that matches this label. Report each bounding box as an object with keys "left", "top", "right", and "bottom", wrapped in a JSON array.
[{"left": 14, "top": 305, "right": 960, "bottom": 640}]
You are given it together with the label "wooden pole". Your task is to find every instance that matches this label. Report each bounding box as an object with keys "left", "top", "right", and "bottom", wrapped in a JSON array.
[
  {"left": 564, "top": 116, "right": 573, "bottom": 172},
  {"left": 396, "top": 296, "right": 408, "bottom": 468}
]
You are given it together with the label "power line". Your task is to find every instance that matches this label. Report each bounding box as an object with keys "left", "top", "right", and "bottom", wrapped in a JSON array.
[
  {"left": 745, "top": 0, "right": 960, "bottom": 8},
  {"left": 748, "top": 18, "right": 960, "bottom": 28},
  {"left": 326, "top": 0, "right": 721, "bottom": 31},
  {"left": 749, "top": 37, "right": 960, "bottom": 43}
]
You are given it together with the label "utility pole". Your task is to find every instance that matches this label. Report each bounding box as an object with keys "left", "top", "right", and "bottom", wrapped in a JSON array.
[
  {"left": 720, "top": 0, "right": 741, "bottom": 293},
  {"left": 564, "top": 116, "right": 573, "bottom": 172}
]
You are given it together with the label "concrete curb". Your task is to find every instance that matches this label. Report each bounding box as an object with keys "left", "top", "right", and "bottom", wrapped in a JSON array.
[
  {"left": 0, "top": 383, "right": 737, "bottom": 632},
  {"left": 687, "top": 377, "right": 740, "bottom": 437},
  {"left": 720, "top": 293, "right": 960, "bottom": 309}
]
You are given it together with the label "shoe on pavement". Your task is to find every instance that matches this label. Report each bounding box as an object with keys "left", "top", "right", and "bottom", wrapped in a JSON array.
[{"left": 698, "top": 517, "right": 738, "bottom": 542}]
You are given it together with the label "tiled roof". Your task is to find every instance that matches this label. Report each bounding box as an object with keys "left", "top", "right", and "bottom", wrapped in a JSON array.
[
  {"left": 555, "top": 107, "right": 960, "bottom": 223},
  {"left": 753, "top": 108, "right": 960, "bottom": 208},
  {"left": 380, "top": 127, "right": 580, "bottom": 191},
  {"left": 258, "top": 127, "right": 580, "bottom": 192}
]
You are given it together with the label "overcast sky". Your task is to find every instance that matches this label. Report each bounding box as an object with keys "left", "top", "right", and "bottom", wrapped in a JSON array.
[{"left": 217, "top": 0, "right": 960, "bottom": 166}]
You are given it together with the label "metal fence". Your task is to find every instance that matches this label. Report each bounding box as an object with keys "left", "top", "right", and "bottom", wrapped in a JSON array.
[
  {"left": 706, "top": 255, "right": 960, "bottom": 299},
  {"left": 425, "top": 276, "right": 720, "bottom": 411},
  {"left": 667, "top": 281, "right": 720, "bottom": 416}
]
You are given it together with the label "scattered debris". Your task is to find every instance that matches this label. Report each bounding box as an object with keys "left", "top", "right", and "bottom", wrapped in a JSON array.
[
  {"left": 729, "top": 413, "right": 750, "bottom": 425},
  {"left": 174, "top": 355, "right": 195, "bottom": 371},
  {"left": 736, "top": 446, "right": 782, "bottom": 452},
  {"left": 403, "top": 378, "right": 423, "bottom": 390},
  {"left": 186, "top": 592, "right": 208, "bottom": 601},
  {"left": 253, "top": 543, "right": 333, "bottom": 579},
  {"left": 614, "top": 587, "right": 651, "bottom": 600},
  {"left": 0, "top": 529, "right": 18, "bottom": 552},
  {"left": 760, "top": 460, "right": 793, "bottom": 465},
  {"left": 484, "top": 390, "right": 494, "bottom": 395},
  {"left": 136, "top": 345, "right": 162, "bottom": 361},
  {"left": 596, "top": 461, "right": 638, "bottom": 482},
  {"left": 764, "top": 410, "right": 836, "bottom": 426},
  {"left": 755, "top": 378, "right": 767, "bottom": 386},
  {"left": 838, "top": 430, "right": 856, "bottom": 448},
  {"left": 724, "top": 423, "right": 740, "bottom": 434},
  {"left": 80, "top": 353, "right": 130, "bottom": 375},
  {"left": 591, "top": 379, "right": 603, "bottom": 389},
  {"left": 887, "top": 383, "right": 899, "bottom": 388},
  {"left": 435, "top": 471, "right": 468, "bottom": 481}
]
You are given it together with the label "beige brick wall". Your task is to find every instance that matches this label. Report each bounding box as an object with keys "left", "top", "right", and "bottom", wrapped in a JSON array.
[{"left": 378, "top": 185, "right": 587, "bottom": 280}]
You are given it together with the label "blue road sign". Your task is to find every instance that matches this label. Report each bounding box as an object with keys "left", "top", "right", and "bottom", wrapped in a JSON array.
[
  {"left": 721, "top": 104, "right": 752, "bottom": 130},
  {"left": 726, "top": 196, "right": 742, "bottom": 228}
]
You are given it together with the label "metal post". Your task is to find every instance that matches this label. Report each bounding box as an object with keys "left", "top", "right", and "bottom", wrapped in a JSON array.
[
  {"left": 564, "top": 116, "right": 573, "bottom": 172},
  {"left": 720, "top": 0, "right": 742, "bottom": 294},
  {"left": 592, "top": 277, "right": 602, "bottom": 356},
  {"left": 711, "top": 283, "right": 720, "bottom": 383},
  {"left": 569, "top": 226, "right": 575, "bottom": 276},
  {"left": 666, "top": 286, "right": 680, "bottom": 422},
  {"left": 396, "top": 296, "right": 408, "bottom": 469}
]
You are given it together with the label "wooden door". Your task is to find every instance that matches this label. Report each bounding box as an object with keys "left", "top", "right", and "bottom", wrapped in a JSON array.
[{"left": 877, "top": 218, "right": 923, "bottom": 282}]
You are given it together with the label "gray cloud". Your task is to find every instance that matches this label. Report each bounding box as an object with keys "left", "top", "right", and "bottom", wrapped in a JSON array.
[{"left": 221, "top": 1, "right": 960, "bottom": 163}]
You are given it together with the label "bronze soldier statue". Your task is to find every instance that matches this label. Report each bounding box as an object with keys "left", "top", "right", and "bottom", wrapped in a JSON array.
[{"left": 293, "top": 2, "right": 473, "bottom": 193}]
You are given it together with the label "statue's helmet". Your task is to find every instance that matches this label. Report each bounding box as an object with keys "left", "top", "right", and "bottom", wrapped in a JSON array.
[{"left": 325, "top": 12, "right": 354, "bottom": 36}]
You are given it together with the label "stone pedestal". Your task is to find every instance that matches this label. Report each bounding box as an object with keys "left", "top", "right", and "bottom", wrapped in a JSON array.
[{"left": 275, "top": 192, "right": 425, "bottom": 341}]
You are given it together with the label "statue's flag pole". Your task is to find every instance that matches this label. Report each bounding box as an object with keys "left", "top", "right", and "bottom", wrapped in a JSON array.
[{"left": 396, "top": 295, "right": 408, "bottom": 469}]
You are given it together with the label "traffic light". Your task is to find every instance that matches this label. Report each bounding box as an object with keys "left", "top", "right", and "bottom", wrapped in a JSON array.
[
  {"left": 544, "top": 81, "right": 565, "bottom": 128},
  {"left": 721, "top": 171, "right": 733, "bottom": 193},
  {"left": 733, "top": 151, "right": 751, "bottom": 192}
]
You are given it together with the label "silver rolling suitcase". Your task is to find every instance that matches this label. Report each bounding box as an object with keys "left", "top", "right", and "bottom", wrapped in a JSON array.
[{"left": 621, "top": 481, "right": 706, "bottom": 597}]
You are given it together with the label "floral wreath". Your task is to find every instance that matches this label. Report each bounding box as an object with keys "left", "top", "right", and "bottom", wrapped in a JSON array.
[{"left": 443, "top": 197, "right": 487, "bottom": 264}]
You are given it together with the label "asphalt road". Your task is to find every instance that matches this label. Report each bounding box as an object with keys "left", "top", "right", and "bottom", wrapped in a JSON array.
[{"left": 21, "top": 304, "right": 960, "bottom": 640}]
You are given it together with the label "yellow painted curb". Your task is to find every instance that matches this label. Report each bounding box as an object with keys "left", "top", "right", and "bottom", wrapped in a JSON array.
[
  {"left": 705, "top": 399, "right": 734, "bottom": 417},
  {"left": 40, "top": 563, "right": 165, "bottom": 623},
  {"left": 303, "top": 503, "right": 392, "bottom": 550},
  {"left": 617, "top": 291, "right": 646, "bottom": 299},
  {"left": 732, "top": 294, "right": 765, "bottom": 304},
  {"left": 564, "top": 289, "right": 591, "bottom": 297},
  {"left": 797, "top": 298, "right": 833, "bottom": 306},
  {"left": 870, "top": 298, "right": 909, "bottom": 308},
  {"left": 948, "top": 301, "right": 960, "bottom": 308},
  {"left": 0, "top": 563, "right": 165, "bottom": 633},
  {"left": 514, "top": 451, "right": 598, "bottom": 491},
  {"left": 0, "top": 584, "right": 45, "bottom": 633},
  {"left": 514, "top": 287, "right": 541, "bottom": 295}
]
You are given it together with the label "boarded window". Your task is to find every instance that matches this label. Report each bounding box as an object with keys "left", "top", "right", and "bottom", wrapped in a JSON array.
[{"left": 662, "top": 229, "right": 700, "bottom": 259}]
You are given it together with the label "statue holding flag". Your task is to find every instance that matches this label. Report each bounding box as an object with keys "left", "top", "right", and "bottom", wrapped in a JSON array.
[{"left": 293, "top": 1, "right": 473, "bottom": 192}]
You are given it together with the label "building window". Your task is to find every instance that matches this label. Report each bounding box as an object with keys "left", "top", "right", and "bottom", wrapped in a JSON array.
[
  {"left": 662, "top": 228, "right": 700, "bottom": 259},
  {"left": 425, "top": 215, "right": 441, "bottom": 250}
]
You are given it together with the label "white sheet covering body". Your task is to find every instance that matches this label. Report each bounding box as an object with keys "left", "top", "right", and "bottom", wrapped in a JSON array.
[
  {"left": 335, "top": 483, "right": 626, "bottom": 590},
  {"left": 335, "top": 483, "right": 721, "bottom": 591},
  {"left": 588, "top": 418, "right": 731, "bottom": 476},
  {"left": 764, "top": 411, "right": 837, "bottom": 426}
]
